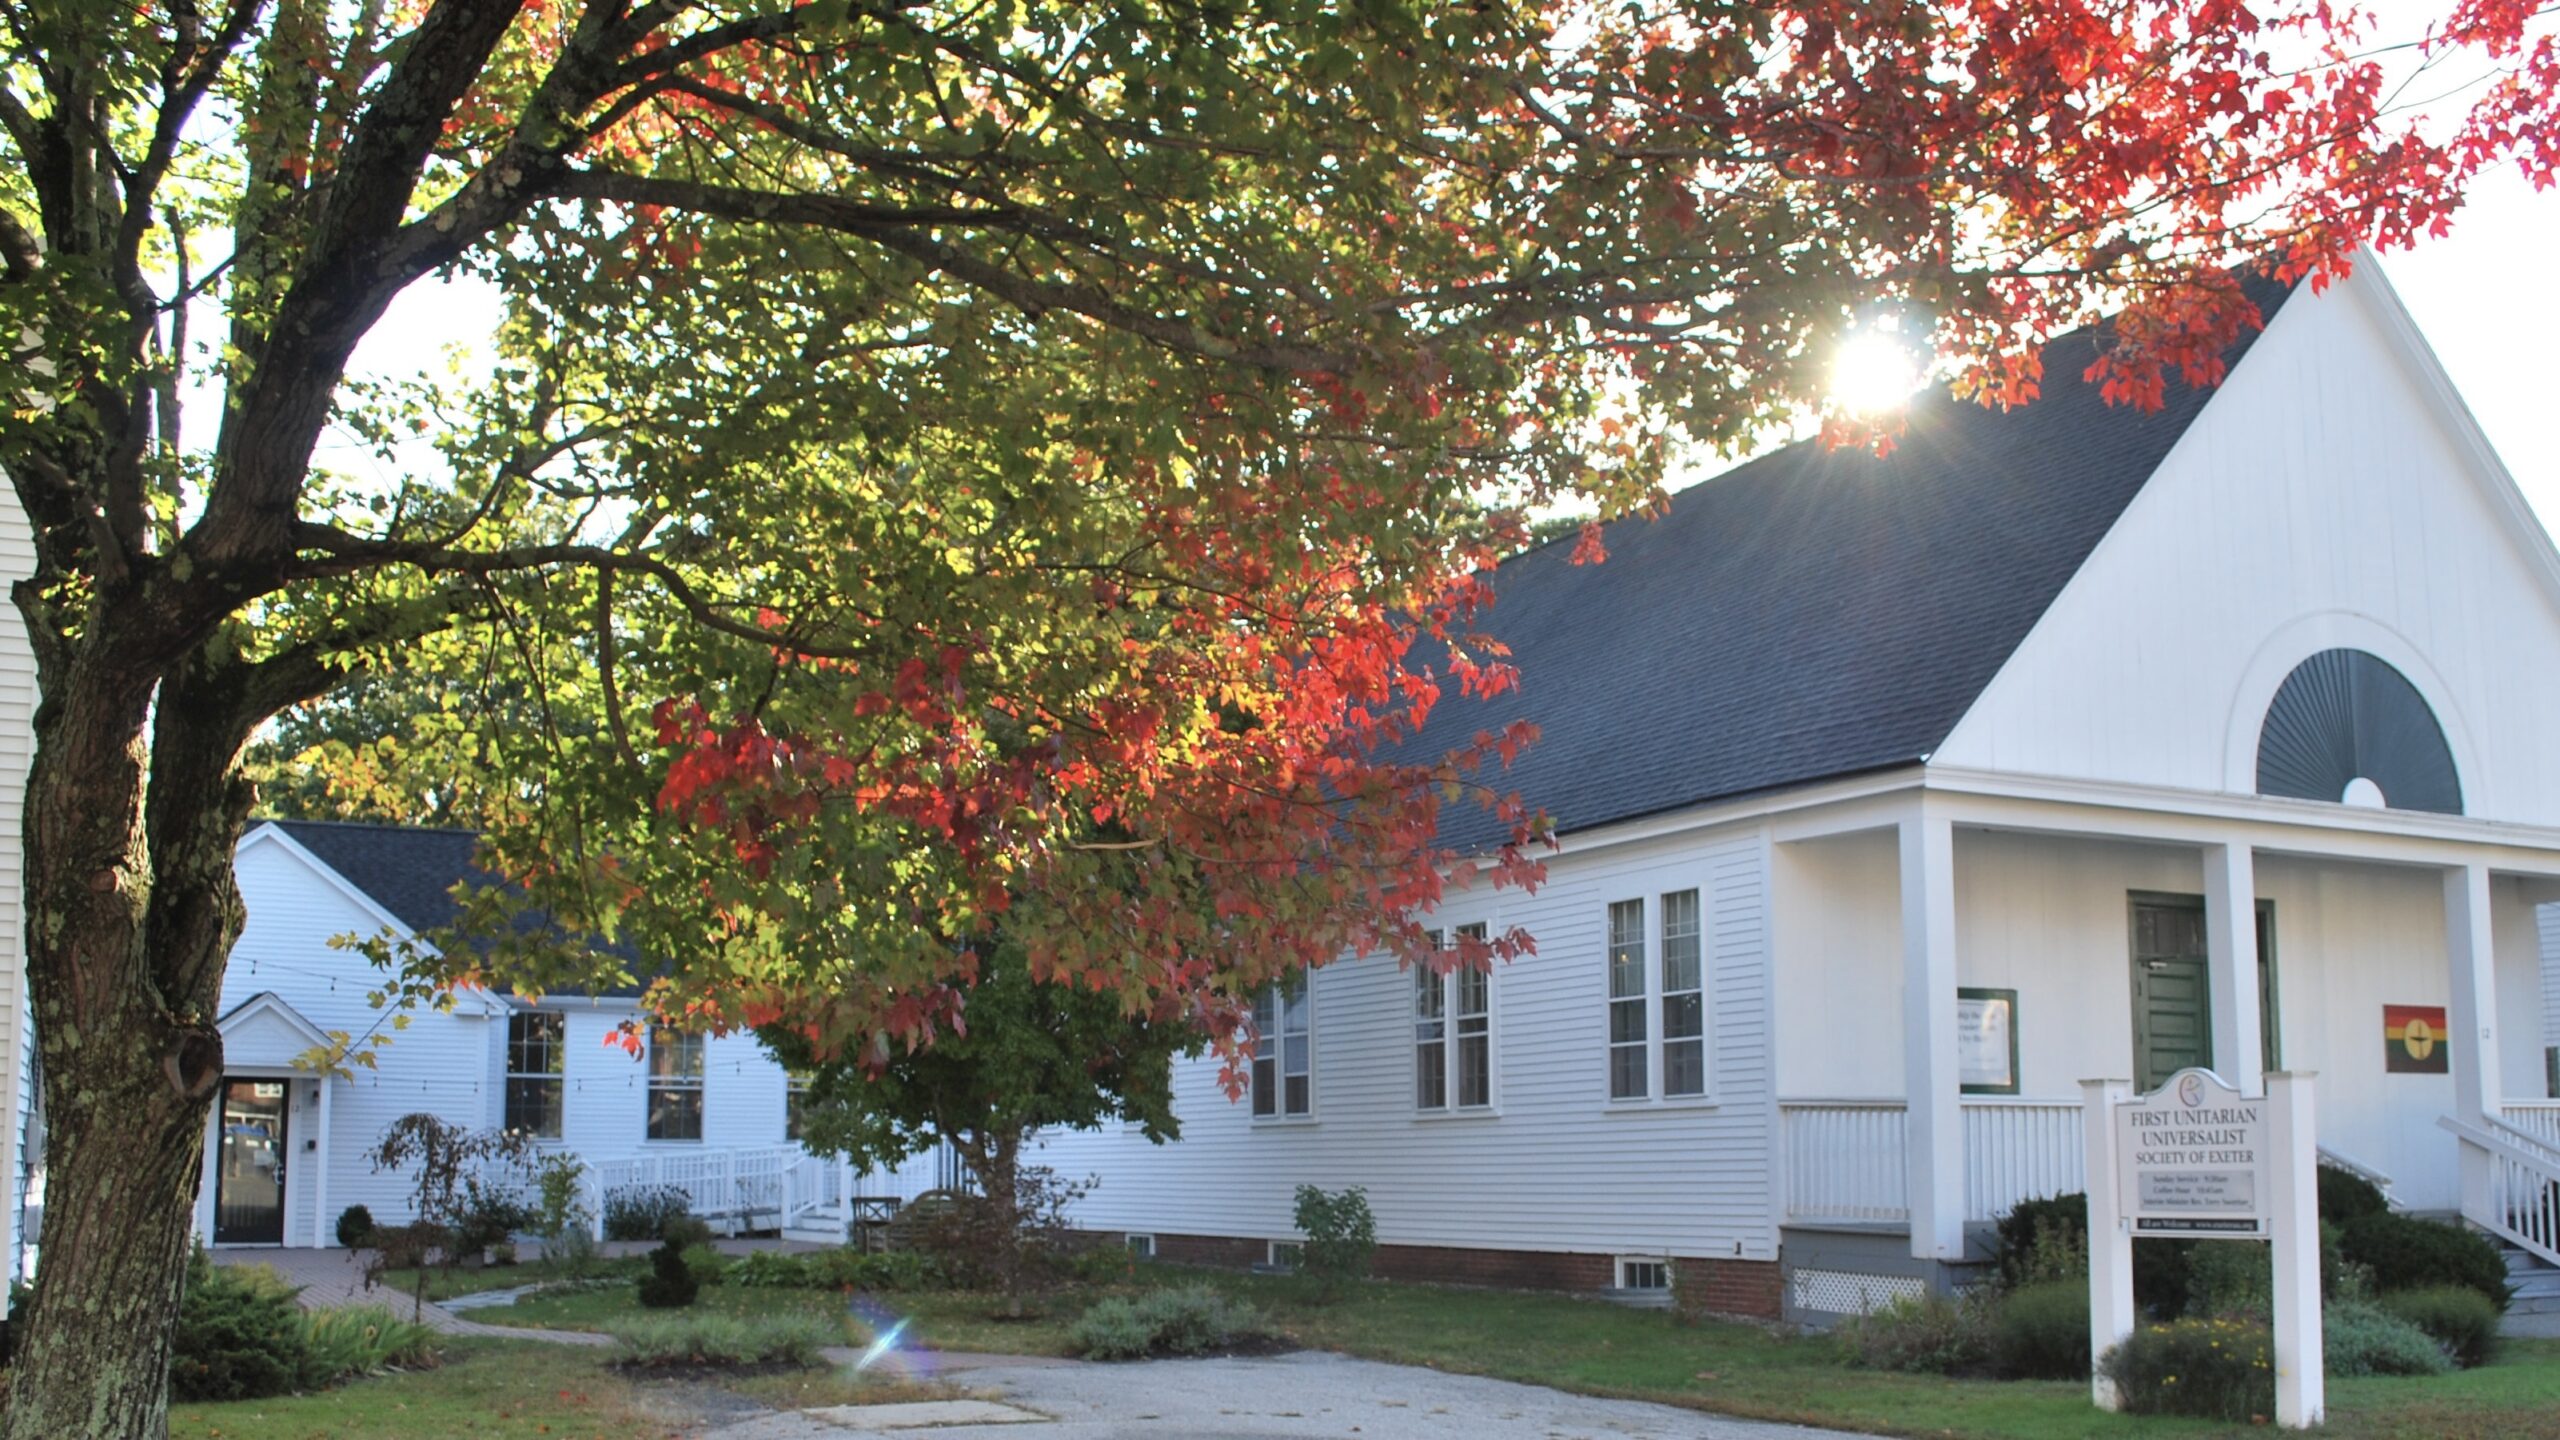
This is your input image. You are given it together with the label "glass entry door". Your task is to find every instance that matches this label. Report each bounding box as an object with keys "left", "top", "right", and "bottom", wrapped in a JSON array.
[{"left": 214, "top": 1078, "right": 289, "bottom": 1245}]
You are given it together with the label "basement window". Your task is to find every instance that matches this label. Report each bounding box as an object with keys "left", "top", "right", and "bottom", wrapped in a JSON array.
[
  {"left": 1124, "top": 1234, "right": 1156, "bottom": 1260},
  {"left": 1617, "top": 1257, "right": 1672, "bottom": 1292},
  {"left": 1268, "top": 1240, "right": 1303, "bottom": 1271}
]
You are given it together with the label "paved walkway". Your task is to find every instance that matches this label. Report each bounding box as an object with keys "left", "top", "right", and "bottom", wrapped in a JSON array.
[
  {"left": 210, "top": 1246, "right": 611, "bottom": 1345},
  {"left": 703, "top": 1352, "right": 1868, "bottom": 1440}
]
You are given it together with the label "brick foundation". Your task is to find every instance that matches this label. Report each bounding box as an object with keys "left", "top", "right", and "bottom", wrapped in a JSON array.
[
  {"left": 1129, "top": 1231, "right": 1782, "bottom": 1321},
  {"left": 1674, "top": 1255, "right": 1783, "bottom": 1321}
]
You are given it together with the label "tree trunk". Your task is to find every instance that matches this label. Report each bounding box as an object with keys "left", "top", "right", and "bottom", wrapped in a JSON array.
[{"left": 3, "top": 648, "right": 257, "bottom": 1440}]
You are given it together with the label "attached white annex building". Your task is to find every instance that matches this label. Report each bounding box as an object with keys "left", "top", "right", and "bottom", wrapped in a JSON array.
[
  {"left": 1035, "top": 260, "right": 2560, "bottom": 1323},
  {"left": 139, "top": 820, "right": 945, "bottom": 1259}
]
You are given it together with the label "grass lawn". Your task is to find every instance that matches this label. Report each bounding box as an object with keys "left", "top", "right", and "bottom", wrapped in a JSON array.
[
  {"left": 481, "top": 1265, "right": 2560, "bottom": 1440},
  {"left": 164, "top": 1333, "right": 938, "bottom": 1440}
]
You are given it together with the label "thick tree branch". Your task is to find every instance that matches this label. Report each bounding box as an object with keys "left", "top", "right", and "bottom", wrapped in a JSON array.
[{"left": 551, "top": 169, "right": 1348, "bottom": 374}]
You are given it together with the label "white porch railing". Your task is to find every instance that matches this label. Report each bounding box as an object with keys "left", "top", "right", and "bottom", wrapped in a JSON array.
[
  {"left": 1779, "top": 1099, "right": 2087, "bottom": 1224},
  {"left": 1962, "top": 1100, "right": 2086, "bottom": 1223},
  {"left": 1779, "top": 1102, "right": 1908, "bottom": 1222},
  {"left": 2441, "top": 1116, "right": 2560, "bottom": 1267},
  {"left": 2500, "top": 1102, "right": 2560, "bottom": 1155}
]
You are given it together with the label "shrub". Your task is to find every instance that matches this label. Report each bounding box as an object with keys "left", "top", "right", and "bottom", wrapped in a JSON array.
[
  {"left": 1994, "top": 1280, "right": 2092, "bottom": 1380},
  {"left": 728, "top": 1250, "right": 816, "bottom": 1288},
  {"left": 636, "top": 1237, "right": 700, "bottom": 1309},
  {"left": 2317, "top": 1165, "right": 2391, "bottom": 1225},
  {"left": 2379, "top": 1285, "right": 2502, "bottom": 1369},
  {"left": 661, "top": 1213, "right": 716, "bottom": 1249},
  {"left": 602, "top": 1184, "right": 693, "bottom": 1242},
  {"left": 2323, "top": 1300, "right": 2453, "bottom": 1377},
  {"left": 680, "top": 1242, "right": 729, "bottom": 1287},
  {"left": 1069, "top": 1285, "right": 1270, "bottom": 1360},
  {"left": 1291, "top": 1184, "right": 1376, "bottom": 1297},
  {"left": 2338, "top": 1213, "right": 2510, "bottom": 1308},
  {"left": 2183, "top": 1241, "right": 2273, "bottom": 1322},
  {"left": 169, "top": 1250, "right": 312, "bottom": 1402},
  {"left": 456, "top": 1176, "right": 536, "bottom": 1255},
  {"left": 2100, "top": 1318, "right": 2274, "bottom": 1422},
  {"left": 300, "top": 1305, "right": 439, "bottom": 1384},
  {"left": 1834, "top": 1291, "right": 1997, "bottom": 1377},
  {"left": 1067, "top": 1242, "right": 1138, "bottom": 1286},
  {"left": 530, "top": 1153, "right": 597, "bottom": 1275},
  {"left": 335, "top": 1204, "right": 377, "bottom": 1249},
  {"left": 609, "top": 1314, "right": 835, "bottom": 1368},
  {"left": 1990, "top": 1192, "right": 2190, "bottom": 1314}
]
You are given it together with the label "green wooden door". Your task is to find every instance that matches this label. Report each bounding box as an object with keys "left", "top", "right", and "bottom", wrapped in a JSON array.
[{"left": 2131, "top": 899, "right": 2213, "bottom": 1092}]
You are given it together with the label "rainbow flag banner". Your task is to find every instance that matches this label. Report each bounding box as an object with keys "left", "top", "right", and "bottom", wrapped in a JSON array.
[{"left": 2383, "top": 1004, "right": 2450, "bottom": 1074}]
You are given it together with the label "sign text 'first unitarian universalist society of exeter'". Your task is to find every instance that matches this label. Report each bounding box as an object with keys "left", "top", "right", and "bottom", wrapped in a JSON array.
[{"left": 2116, "top": 1069, "right": 2269, "bottom": 1236}]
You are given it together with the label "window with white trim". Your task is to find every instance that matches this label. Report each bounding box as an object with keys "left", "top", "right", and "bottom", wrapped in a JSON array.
[
  {"left": 504, "top": 1012, "right": 564, "bottom": 1139},
  {"left": 1606, "top": 888, "right": 1708, "bottom": 1101},
  {"left": 646, "top": 1027, "right": 705, "bottom": 1141},
  {"left": 1618, "top": 1257, "right": 1672, "bottom": 1291},
  {"left": 1416, "top": 923, "right": 1494, "bottom": 1112},
  {"left": 1125, "top": 1233, "right": 1156, "bottom": 1260},
  {"left": 1251, "top": 983, "right": 1311, "bottom": 1119}
]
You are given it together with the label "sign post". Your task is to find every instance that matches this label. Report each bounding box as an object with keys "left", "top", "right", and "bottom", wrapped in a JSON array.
[{"left": 2081, "top": 1068, "right": 2323, "bottom": 1427}]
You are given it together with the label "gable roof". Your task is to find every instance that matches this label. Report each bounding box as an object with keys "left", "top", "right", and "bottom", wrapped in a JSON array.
[
  {"left": 254, "top": 819, "right": 649, "bottom": 997},
  {"left": 1418, "top": 278, "right": 2295, "bottom": 853},
  {"left": 266, "top": 819, "right": 485, "bottom": 936}
]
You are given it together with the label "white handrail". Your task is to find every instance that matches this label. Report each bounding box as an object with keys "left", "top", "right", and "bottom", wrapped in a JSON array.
[
  {"left": 2314, "top": 1144, "right": 2396, "bottom": 1206},
  {"left": 2437, "top": 1116, "right": 2560, "bottom": 1268}
]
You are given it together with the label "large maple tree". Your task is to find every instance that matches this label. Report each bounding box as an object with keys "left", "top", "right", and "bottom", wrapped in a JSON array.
[{"left": 3, "top": 0, "right": 2555, "bottom": 1433}]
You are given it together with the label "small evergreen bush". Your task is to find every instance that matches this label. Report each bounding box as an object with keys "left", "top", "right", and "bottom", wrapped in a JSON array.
[
  {"left": 2322, "top": 1300, "right": 2452, "bottom": 1377},
  {"left": 602, "top": 1183, "right": 693, "bottom": 1242},
  {"left": 2316, "top": 1165, "right": 2391, "bottom": 1225},
  {"left": 1290, "top": 1184, "right": 1376, "bottom": 1297},
  {"left": 661, "top": 1213, "right": 716, "bottom": 1249},
  {"left": 1068, "top": 1285, "right": 1269, "bottom": 1359},
  {"left": 1834, "top": 1291, "right": 1997, "bottom": 1376},
  {"left": 2338, "top": 1213, "right": 2510, "bottom": 1307},
  {"left": 334, "top": 1204, "right": 377, "bottom": 1249},
  {"left": 2378, "top": 1285, "right": 2502, "bottom": 1368},
  {"left": 168, "top": 1250, "right": 312, "bottom": 1402},
  {"left": 2100, "top": 1318, "right": 2274, "bottom": 1422},
  {"left": 635, "top": 1237, "right": 700, "bottom": 1309},
  {"left": 1990, "top": 1192, "right": 2192, "bottom": 1314},
  {"left": 1993, "top": 1280, "right": 2091, "bottom": 1380}
]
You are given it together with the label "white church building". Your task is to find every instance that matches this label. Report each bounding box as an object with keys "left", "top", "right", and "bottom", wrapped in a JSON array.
[
  {"left": 1, "top": 258, "right": 2557, "bottom": 1328},
  {"left": 1031, "top": 260, "right": 2560, "bottom": 1323}
]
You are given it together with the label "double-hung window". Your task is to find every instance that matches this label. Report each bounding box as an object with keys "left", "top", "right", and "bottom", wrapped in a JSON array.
[
  {"left": 1251, "top": 983, "right": 1311, "bottom": 1119},
  {"left": 1416, "top": 923, "right": 1494, "bottom": 1112},
  {"left": 1606, "top": 888, "right": 1708, "bottom": 1101},
  {"left": 646, "top": 1027, "right": 705, "bottom": 1141},
  {"left": 504, "top": 1012, "right": 564, "bottom": 1139}
]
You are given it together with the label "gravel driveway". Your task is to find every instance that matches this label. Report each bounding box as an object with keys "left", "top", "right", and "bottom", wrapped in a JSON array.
[{"left": 706, "top": 1350, "right": 1868, "bottom": 1439}]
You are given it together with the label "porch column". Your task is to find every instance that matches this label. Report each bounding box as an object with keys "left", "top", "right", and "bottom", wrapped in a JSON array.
[
  {"left": 1900, "top": 811, "right": 1964, "bottom": 1261},
  {"left": 2445, "top": 864, "right": 2502, "bottom": 1221},
  {"left": 313, "top": 1076, "right": 332, "bottom": 1248},
  {"left": 2203, "top": 843, "right": 2264, "bottom": 1097}
]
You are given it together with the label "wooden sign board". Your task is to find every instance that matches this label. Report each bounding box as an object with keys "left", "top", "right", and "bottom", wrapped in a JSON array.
[{"left": 2116, "top": 1067, "right": 2268, "bottom": 1237}]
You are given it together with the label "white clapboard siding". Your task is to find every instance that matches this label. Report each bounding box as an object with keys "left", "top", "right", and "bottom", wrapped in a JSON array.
[
  {"left": 0, "top": 498, "right": 32, "bottom": 1289},
  {"left": 1934, "top": 261, "right": 2560, "bottom": 829},
  {"left": 1034, "top": 824, "right": 1778, "bottom": 1262}
]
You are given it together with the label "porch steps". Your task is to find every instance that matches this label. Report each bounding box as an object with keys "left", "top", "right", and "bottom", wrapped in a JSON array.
[
  {"left": 2501, "top": 1244, "right": 2560, "bottom": 1316},
  {"left": 781, "top": 1202, "right": 851, "bottom": 1245}
]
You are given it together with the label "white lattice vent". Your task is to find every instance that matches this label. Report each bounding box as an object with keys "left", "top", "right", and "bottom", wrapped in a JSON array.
[{"left": 1790, "top": 1267, "right": 1925, "bottom": 1316}]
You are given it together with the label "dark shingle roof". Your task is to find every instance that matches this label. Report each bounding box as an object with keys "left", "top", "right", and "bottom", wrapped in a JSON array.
[
  {"left": 1418, "top": 282, "right": 2293, "bottom": 852},
  {"left": 268, "top": 819, "right": 486, "bottom": 935},
  {"left": 264, "top": 819, "right": 649, "bottom": 995}
]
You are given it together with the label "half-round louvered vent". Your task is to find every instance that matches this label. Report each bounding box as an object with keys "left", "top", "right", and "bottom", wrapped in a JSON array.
[{"left": 2255, "top": 649, "right": 2462, "bottom": 814}]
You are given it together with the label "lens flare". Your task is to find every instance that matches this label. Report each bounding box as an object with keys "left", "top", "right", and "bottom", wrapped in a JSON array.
[{"left": 1829, "top": 330, "right": 1924, "bottom": 416}]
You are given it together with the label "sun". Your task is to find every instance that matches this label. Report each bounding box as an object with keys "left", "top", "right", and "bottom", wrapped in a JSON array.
[{"left": 1828, "top": 330, "right": 1925, "bottom": 416}]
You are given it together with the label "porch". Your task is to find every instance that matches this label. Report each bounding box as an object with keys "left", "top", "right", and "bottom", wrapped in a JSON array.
[
  {"left": 579, "top": 1140, "right": 960, "bottom": 1244},
  {"left": 1767, "top": 784, "right": 2560, "bottom": 1306}
]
